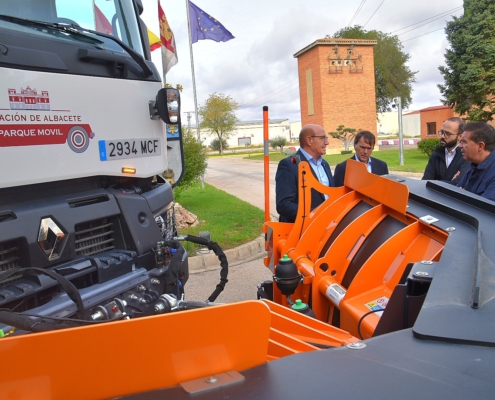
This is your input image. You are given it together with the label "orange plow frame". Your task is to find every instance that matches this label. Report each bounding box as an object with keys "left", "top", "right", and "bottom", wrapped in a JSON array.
[{"left": 264, "top": 160, "right": 448, "bottom": 339}]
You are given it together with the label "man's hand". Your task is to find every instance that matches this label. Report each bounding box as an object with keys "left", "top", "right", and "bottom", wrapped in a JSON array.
[{"left": 452, "top": 170, "right": 461, "bottom": 180}]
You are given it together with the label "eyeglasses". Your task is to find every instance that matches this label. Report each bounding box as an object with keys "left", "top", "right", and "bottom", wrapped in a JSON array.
[
  {"left": 438, "top": 130, "right": 459, "bottom": 138},
  {"left": 310, "top": 135, "right": 329, "bottom": 141}
]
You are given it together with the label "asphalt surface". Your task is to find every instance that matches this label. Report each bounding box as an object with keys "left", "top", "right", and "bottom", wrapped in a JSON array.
[
  {"left": 184, "top": 252, "right": 272, "bottom": 304},
  {"left": 204, "top": 156, "right": 279, "bottom": 221},
  {"left": 184, "top": 156, "right": 276, "bottom": 303}
]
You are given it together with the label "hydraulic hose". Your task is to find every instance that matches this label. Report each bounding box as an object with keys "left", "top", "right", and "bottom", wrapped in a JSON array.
[
  {"left": 0, "top": 267, "right": 85, "bottom": 319},
  {"left": 178, "top": 234, "right": 228, "bottom": 302},
  {"left": 0, "top": 311, "right": 81, "bottom": 333}
]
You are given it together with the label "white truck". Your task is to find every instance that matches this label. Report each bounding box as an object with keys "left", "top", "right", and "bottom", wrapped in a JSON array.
[{"left": 0, "top": 0, "right": 190, "bottom": 332}]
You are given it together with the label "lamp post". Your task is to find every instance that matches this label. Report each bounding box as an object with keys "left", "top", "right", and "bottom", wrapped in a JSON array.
[{"left": 394, "top": 97, "right": 404, "bottom": 166}]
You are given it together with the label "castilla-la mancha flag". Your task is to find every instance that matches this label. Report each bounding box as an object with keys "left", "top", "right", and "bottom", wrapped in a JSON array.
[{"left": 158, "top": 2, "right": 178, "bottom": 74}]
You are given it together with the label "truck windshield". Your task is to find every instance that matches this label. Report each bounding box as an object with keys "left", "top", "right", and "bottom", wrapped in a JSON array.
[{"left": 0, "top": 0, "right": 144, "bottom": 57}]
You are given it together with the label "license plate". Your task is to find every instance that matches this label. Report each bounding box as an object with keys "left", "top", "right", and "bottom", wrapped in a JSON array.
[{"left": 98, "top": 138, "right": 162, "bottom": 161}]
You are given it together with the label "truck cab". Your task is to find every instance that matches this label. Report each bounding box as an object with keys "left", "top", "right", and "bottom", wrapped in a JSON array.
[{"left": 0, "top": 0, "right": 188, "bottom": 331}]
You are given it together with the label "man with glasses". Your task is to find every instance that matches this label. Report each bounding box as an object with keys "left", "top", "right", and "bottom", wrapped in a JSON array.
[
  {"left": 333, "top": 130, "right": 389, "bottom": 187},
  {"left": 422, "top": 117, "right": 470, "bottom": 184},
  {"left": 275, "top": 124, "right": 334, "bottom": 223},
  {"left": 457, "top": 121, "right": 495, "bottom": 201}
]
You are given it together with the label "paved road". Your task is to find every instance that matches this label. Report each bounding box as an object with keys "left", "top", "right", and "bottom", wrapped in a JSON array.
[
  {"left": 185, "top": 153, "right": 421, "bottom": 303},
  {"left": 185, "top": 253, "right": 272, "bottom": 303},
  {"left": 185, "top": 157, "right": 275, "bottom": 303},
  {"left": 205, "top": 156, "right": 278, "bottom": 220}
]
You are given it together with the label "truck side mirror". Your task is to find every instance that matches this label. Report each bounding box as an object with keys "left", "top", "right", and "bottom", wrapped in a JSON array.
[{"left": 155, "top": 88, "right": 180, "bottom": 125}]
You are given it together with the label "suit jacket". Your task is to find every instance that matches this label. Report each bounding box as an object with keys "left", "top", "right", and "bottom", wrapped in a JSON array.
[
  {"left": 275, "top": 149, "right": 334, "bottom": 223},
  {"left": 422, "top": 146, "right": 471, "bottom": 185},
  {"left": 333, "top": 157, "right": 389, "bottom": 187}
]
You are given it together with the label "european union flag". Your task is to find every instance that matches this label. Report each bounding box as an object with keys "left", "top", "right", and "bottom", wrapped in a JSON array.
[{"left": 188, "top": 1, "right": 235, "bottom": 43}]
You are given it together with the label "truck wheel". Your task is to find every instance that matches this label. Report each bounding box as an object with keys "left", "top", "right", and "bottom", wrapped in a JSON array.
[{"left": 67, "top": 126, "right": 91, "bottom": 153}]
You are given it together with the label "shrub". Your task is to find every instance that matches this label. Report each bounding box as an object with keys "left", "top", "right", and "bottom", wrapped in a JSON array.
[
  {"left": 417, "top": 138, "right": 441, "bottom": 157},
  {"left": 173, "top": 129, "right": 208, "bottom": 200},
  {"left": 209, "top": 137, "right": 229, "bottom": 153},
  {"left": 270, "top": 136, "right": 287, "bottom": 153}
]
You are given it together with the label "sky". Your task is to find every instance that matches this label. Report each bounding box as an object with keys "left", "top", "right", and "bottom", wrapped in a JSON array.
[{"left": 141, "top": 0, "right": 464, "bottom": 126}]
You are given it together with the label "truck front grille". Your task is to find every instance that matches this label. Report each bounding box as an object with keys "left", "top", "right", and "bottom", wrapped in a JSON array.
[
  {"left": 75, "top": 218, "right": 115, "bottom": 256},
  {"left": 0, "top": 240, "right": 20, "bottom": 273},
  {"left": 0, "top": 240, "right": 21, "bottom": 286}
]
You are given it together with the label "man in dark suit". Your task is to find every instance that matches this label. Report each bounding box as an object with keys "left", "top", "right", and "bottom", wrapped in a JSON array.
[
  {"left": 275, "top": 124, "right": 334, "bottom": 223},
  {"left": 457, "top": 121, "right": 495, "bottom": 201},
  {"left": 422, "top": 117, "right": 471, "bottom": 184},
  {"left": 333, "top": 130, "right": 388, "bottom": 187}
]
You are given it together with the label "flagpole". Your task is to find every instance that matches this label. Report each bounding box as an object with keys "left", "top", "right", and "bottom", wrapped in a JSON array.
[
  {"left": 158, "top": 0, "right": 167, "bottom": 85},
  {"left": 185, "top": 0, "right": 201, "bottom": 143},
  {"left": 185, "top": 0, "right": 204, "bottom": 188},
  {"left": 92, "top": 0, "right": 96, "bottom": 28}
]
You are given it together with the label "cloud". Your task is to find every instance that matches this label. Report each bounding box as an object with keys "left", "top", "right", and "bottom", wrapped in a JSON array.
[{"left": 142, "top": 0, "right": 464, "bottom": 124}]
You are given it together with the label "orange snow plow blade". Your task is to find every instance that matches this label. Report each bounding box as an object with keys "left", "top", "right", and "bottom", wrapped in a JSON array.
[
  {"left": 0, "top": 302, "right": 269, "bottom": 399},
  {"left": 0, "top": 299, "right": 356, "bottom": 399}
]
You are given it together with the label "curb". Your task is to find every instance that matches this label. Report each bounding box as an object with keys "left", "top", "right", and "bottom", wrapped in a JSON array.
[{"left": 188, "top": 234, "right": 265, "bottom": 274}]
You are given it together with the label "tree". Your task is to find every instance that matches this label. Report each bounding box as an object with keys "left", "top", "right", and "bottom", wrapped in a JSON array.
[
  {"left": 209, "top": 137, "right": 229, "bottom": 153},
  {"left": 270, "top": 136, "right": 287, "bottom": 153},
  {"left": 173, "top": 127, "right": 208, "bottom": 199},
  {"left": 438, "top": 0, "right": 495, "bottom": 121},
  {"left": 199, "top": 93, "right": 239, "bottom": 155},
  {"left": 334, "top": 26, "right": 417, "bottom": 113},
  {"left": 329, "top": 125, "right": 357, "bottom": 153}
]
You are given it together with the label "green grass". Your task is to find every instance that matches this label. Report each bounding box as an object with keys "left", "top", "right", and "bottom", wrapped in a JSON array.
[
  {"left": 370, "top": 149, "right": 429, "bottom": 172},
  {"left": 247, "top": 148, "right": 429, "bottom": 173},
  {"left": 177, "top": 182, "right": 265, "bottom": 255}
]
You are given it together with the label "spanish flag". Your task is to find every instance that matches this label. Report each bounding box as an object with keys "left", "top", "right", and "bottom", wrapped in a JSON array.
[{"left": 148, "top": 28, "right": 161, "bottom": 52}]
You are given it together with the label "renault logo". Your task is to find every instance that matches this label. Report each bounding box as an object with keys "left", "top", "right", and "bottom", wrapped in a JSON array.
[{"left": 38, "top": 218, "right": 65, "bottom": 260}]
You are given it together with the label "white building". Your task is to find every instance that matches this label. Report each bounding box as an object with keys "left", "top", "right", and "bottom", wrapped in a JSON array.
[
  {"left": 193, "top": 118, "right": 293, "bottom": 148},
  {"left": 190, "top": 111, "right": 421, "bottom": 150},
  {"left": 377, "top": 111, "right": 420, "bottom": 137},
  {"left": 402, "top": 110, "right": 421, "bottom": 137}
]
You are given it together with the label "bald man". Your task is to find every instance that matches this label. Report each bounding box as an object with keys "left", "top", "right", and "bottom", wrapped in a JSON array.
[{"left": 275, "top": 124, "right": 334, "bottom": 222}]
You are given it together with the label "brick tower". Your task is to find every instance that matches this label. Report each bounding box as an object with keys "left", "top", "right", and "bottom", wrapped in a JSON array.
[{"left": 294, "top": 38, "right": 377, "bottom": 154}]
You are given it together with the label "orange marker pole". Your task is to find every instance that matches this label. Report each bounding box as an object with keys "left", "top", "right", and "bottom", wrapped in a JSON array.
[{"left": 263, "top": 106, "right": 270, "bottom": 222}]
